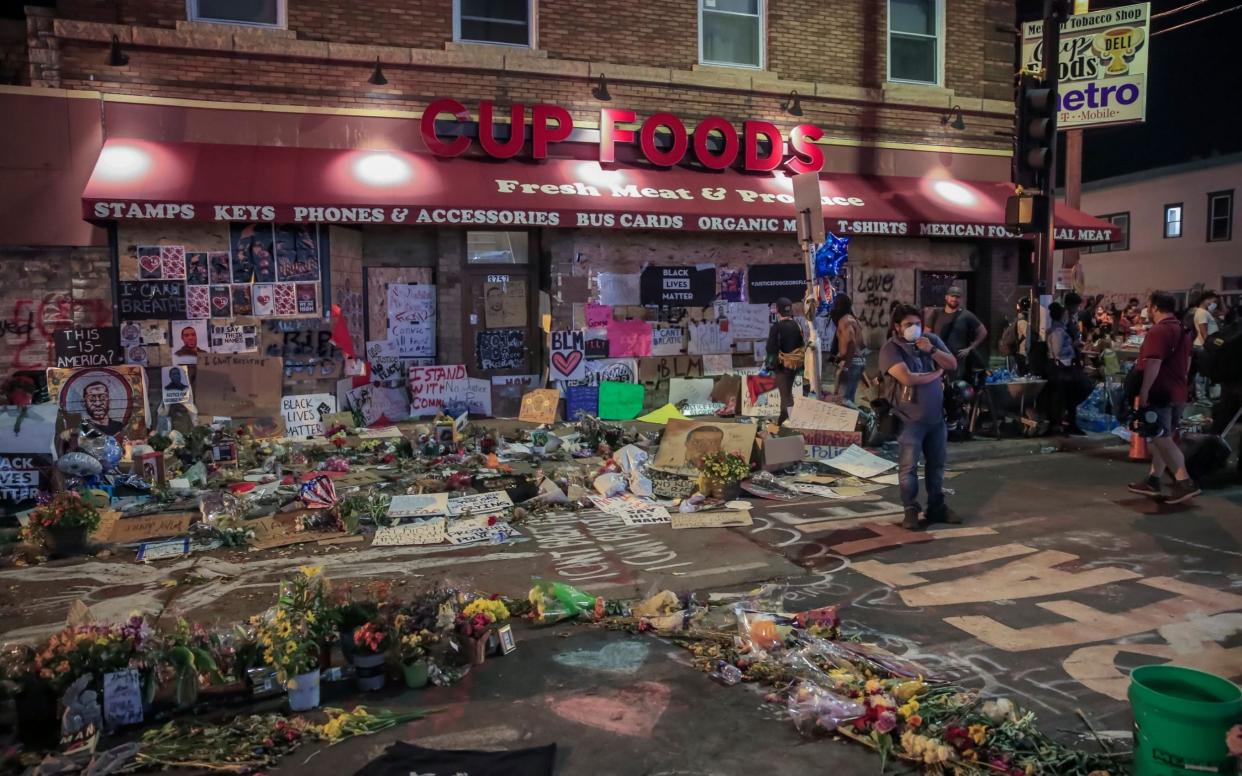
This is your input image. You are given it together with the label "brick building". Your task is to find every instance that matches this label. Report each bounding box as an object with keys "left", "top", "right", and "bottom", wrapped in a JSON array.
[{"left": 0, "top": 0, "right": 1116, "bottom": 416}]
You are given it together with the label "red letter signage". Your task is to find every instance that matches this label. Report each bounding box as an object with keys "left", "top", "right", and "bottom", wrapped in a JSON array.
[
  {"left": 786, "top": 124, "right": 825, "bottom": 174},
  {"left": 599, "top": 108, "right": 637, "bottom": 164},
  {"left": 639, "top": 113, "right": 689, "bottom": 167},
  {"left": 421, "top": 98, "right": 471, "bottom": 157},
  {"left": 532, "top": 104, "right": 573, "bottom": 159},
  {"left": 479, "top": 101, "right": 525, "bottom": 159},
  {"left": 692, "top": 116, "right": 740, "bottom": 171},
  {"left": 743, "top": 121, "right": 782, "bottom": 172}
]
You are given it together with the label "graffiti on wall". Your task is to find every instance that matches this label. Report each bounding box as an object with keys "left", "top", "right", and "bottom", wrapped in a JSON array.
[{"left": 2, "top": 295, "right": 112, "bottom": 371}]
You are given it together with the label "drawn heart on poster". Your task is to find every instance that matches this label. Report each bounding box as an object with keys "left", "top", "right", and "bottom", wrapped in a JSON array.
[
  {"left": 551, "top": 351, "right": 582, "bottom": 377},
  {"left": 212, "top": 296, "right": 229, "bottom": 311},
  {"left": 139, "top": 254, "right": 161, "bottom": 276}
]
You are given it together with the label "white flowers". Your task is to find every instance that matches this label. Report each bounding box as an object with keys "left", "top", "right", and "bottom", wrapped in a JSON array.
[{"left": 982, "top": 697, "right": 1016, "bottom": 723}]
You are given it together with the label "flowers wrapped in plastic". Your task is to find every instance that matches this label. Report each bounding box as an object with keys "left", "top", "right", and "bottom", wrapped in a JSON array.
[
  {"left": 787, "top": 680, "right": 866, "bottom": 735},
  {"left": 528, "top": 580, "right": 618, "bottom": 625}
]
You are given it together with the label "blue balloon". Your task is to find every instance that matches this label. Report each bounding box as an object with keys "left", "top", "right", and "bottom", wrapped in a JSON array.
[
  {"left": 99, "top": 436, "right": 124, "bottom": 472},
  {"left": 814, "top": 233, "right": 850, "bottom": 279}
]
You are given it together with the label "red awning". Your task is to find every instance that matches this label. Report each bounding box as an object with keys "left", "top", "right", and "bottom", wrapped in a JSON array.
[{"left": 82, "top": 139, "right": 1119, "bottom": 244}]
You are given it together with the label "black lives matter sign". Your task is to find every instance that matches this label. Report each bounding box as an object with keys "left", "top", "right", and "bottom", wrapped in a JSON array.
[
  {"left": 118, "top": 281, "right": 187, "bottom": 320},
  {"left": 53, "top": 327, "right": 124, "bottom": 369},
  {"left": 0, "top": 454, "right": 50, "bottom": 517},
  {"left": 640, "top": 266, "right": 716, "bottom": 307}
]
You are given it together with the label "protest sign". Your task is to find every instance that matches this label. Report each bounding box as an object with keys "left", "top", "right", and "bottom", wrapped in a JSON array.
[
  {"left": 799, "top": 431, "right": 863, "bottom": 462},
  {"left": 597, "top": 272, "right": 641, "bottom": 306},
  {"left": 0, "top": 404, "right": 56, "bottom": 455},
  {"left": 447, "top": 490, "right": 513, "bottom": 516},
  {"left": 195, "top": 354, "right": 282, "bottom": 419},
  {"left": 598, "top": 381, "right": 644, "bottom": 420},
  {"left": 607, "top": 319, "right": 653, "bottom": 357},
  {"left": 387, "top": 493, "right": 449, "bottom": 518},
  {"left": 346, "top": 383, "right": 410, "bottom": 426},
  {"left": 159, "top": 367, "right": 192, "bottom": 405},
  {"left": 820, "top": 444, "right": 896, "bottom": 478},
  {"left": 588, "top": 494, "right": 670, "bottom": 525},
  {"left": 104, "top": 513, "right": 193, "bottom": 544},
  {"left": 444, "top": 377, "right": 492, "bottom": 416},
  {"left": 668, "top": 378, "right": 714, "bottom": 407},
  {"left": 703, "top": 354, "right": 733, "bottom": 375},
  {"left": 549, "top": 330, "right": 587, "bottom": 381},
  {"left": 408, "top": 364, "right": 468, "bottom": 417},
  {"left": 446, "top": 521, "right": 517, "bottom": 545},
  {"left": 671, "top": 511, "right": 754, "bottom": 529},
  {"left": 207, "top": 321, "right": 259, "bottom": 354},
  {"left": 639, "top": 266, "right": 716, "bottom": 306},
  {"left": 785, "top": 395, "right": 860, "bottom": 433},
  {"left": 103, "top": 669, "right": 144, "bottom": 728},
  {"left": 565, "top": 384, "right": 599, "bottom": 420},
  {"left": 483, "top": 278, "right": 527, "bottom": 328},
  {"left": 118, "top": 281, "right": 186, "bottom": 320},
  {"left": 651, "top": 326, "right": 685, "bottom": 356},
  {"left": 280, "top": 393, "right": 337, "bottom": 439},
  {"left": 687, "top": 320, "right": 733, "bottom": 355},
  {"left": 53, "top": 327, "right": 123, "bottom": 369},
  {"left": 585, "top": 303, "right": 612, "bottom": 327},
  {"left": 476, "top": 329, "right": 525, "bottom": 371},
  {"left": 652, "top": 419, "right": 757, "bottom": 474},
  {"left": 518, "top": 389, "right": 560, "bottom": 425},
  {"left": 724, "top": 304, "right": 770, "bottom": 340},
  {"left": 372, "top": 519, "right": 446, "bottom": 546},
  {"left": 747, "top": 263, "right": 805, "bottom": 305},
  {"left": 386, "top": 284, "right": 436, "bottom": 357},
  {"left": 0, "top": 453, "right": 50, "bottom": 516}
]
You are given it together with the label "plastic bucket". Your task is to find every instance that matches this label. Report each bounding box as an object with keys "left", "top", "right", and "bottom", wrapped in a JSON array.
[
  {"left": 286, "top": 670, "right": 320, "bottom": 712},
  {"left": 402, "top": 660, "right": 430, "bottom": 689},
  {"left": 1129, "top": 664, "right": 1242, "bottom": 775},
  {"left": 352, "top": 652, "right": 387, "bottom": 691}
]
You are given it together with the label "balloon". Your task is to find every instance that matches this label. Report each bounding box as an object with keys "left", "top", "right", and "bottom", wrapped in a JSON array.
[
  {"left": 813, "top": 233, "right": 850, "bottom": 279},
  {"left": 57, "top": 451, "right": 103, "bottom": 478}
]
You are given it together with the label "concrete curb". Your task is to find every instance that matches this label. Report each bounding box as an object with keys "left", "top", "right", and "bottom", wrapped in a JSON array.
[{"left": 946, "top": 432, "right": 1125, "bottom": 465}]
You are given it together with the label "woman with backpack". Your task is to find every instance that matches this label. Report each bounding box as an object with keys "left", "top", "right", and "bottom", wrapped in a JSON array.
[
  {"left": 830, "top": 294, "right": 866, "bottom": 406},
  {"left": 998, "top": 298, "right": 1030, "bottom": 374}
]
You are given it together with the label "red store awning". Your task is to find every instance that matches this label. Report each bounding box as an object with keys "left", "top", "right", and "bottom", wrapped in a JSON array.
[{"left": 82, "top": 139, "right": 1119, "bottom": 245}]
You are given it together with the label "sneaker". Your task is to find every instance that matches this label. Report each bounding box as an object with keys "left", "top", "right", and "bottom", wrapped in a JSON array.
[
  {"left": 926, "top": 505, "right": 963, "bottom": 524},
  {"left": 901, "top": 508, "right": 923, "bottom": 530},
  {"left": 1164, "top": 478, "right": 1201, "bottom": 505},
  {"left": 1127, "top": 476, "right": 1162, "bottom": 498}
]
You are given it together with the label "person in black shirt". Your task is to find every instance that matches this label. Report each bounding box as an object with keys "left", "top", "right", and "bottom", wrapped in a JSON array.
[
  {"left": 926, "top": 286, "right": 987, "bottom": 380},
  {"left": 766, "top": 297, "right": 805, "bottom": 425}
]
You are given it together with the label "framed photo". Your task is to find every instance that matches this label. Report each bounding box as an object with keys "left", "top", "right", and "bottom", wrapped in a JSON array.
[{"left": 497, "top": 623, "right": 516, "bottom": 655}]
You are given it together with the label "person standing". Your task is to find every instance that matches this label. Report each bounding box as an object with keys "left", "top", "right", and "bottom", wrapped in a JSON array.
[
  {"left": 766, "top": 297, "right": 805, "bottom": 425},
  {"left": 927, "top": 286, "right": 987, "bottom": 380},
  {"left": 830, "top": 294, "right": 865, "bottom": 406},
  {"left": 1190, "top": 290, "right": 1220, "bottom": 400},
  {"left": 1046, "top": 301, "right": 1090, "bottom": 436},
  {"left": 880, "top": 304, "right": 959, "bottom": 529},
  {"left": 1127, "top": 291, "right": 1199, "bottom": 504}
]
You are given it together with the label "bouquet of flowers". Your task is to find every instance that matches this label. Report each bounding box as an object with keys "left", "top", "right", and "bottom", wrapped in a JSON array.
[
  {"left": 276, "top": 566, "right": 337, "bottom": 647},
  {"left": 253, "top": 607, "right": 320, "bottom": 684},
  {"left": 150, "top": 618, "right": 226, "bottom": 706},
  {"left": 396, "top": 629, "right": 438, "bottom": 664},
  {"left": 22, "top": 491, "right": 101, "bottom": 544},
  {"left": 457, "top": 598, "right": 510, "bottom": 638},
  {"left": 29, "top": 615, "right": 153, "bottom": 691},
  {"left": 352, "top": 621, "right": 391, "bottom": 656},
  {"left": 700, "top": 451, "right": 750, "bottom": 484}
]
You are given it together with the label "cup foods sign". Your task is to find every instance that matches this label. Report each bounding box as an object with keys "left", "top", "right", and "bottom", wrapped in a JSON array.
[{"left": 1022, "top": 2, "right": 1150, "bottom": 129}]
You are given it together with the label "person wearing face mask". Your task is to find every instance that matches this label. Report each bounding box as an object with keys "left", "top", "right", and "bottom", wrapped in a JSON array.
[
  {"left": 1188, "top": 291, "right": 1221, "bottom": 401},
  {"left": 927, "top": 287, "right": 987, "bottom": 380},
  {"left": 880, "top": 304, "right": 959, "bottom": 529}
]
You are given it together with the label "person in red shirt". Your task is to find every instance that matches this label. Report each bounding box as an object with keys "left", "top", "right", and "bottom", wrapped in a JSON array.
[{"left": 1127, "top": 291, "right": 1199, "bottom": 504}]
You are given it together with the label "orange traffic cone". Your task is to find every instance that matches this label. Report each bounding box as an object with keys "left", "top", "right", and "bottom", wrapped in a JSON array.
[{"left": 1128, "top": 432, "right": 1150, "bottom": 462}]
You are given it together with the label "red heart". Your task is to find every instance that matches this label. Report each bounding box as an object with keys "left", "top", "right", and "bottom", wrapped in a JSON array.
[
  {"left": 139, "top": 255, "right": 160, "bottom": 273},
  {"left": 212, "top": 296, "right": 228, "bottom": 310},
  {"left": 257, "top": 295, "right": 271, "bottom": 306},
  {"left": 551, "top": 350, "right": 582, "bottom": 377}
]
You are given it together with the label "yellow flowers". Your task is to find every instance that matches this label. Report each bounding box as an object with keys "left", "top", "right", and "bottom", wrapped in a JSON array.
[
  {"left": 968, "top": 724, "right": 988, "bottom": 746},
  {"left": 898, "top": 699, "right": 920, "bottom": 718},
  {"left": 892, "top": 679, "right": 925, "bottom": 701},
  {"left": 298, "top": 565, "right": 323, "bottom": 579},
  {"left": 462, "top": 598, "right": 510, "bottom": 623},
  {"left": 864, "top": 679, "right": 882, "bottom": 694},
  {"left": 900, "top": 731, "right": 953, "bottom": 764}
]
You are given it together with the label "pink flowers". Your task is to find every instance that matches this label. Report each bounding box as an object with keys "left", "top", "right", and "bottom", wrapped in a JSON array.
[{"left": 352, "top": 622, "right": 390, "bottom": 655}]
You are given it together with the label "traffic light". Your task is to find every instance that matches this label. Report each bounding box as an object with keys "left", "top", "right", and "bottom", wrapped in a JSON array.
[{"left": 1014, "top": 74, "right": 1056, "bottom": 190}]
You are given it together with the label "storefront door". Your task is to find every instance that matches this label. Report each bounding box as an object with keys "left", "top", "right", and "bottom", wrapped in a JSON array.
[{"left": 460, "top": 231, "right": 540, "bottom": 383}]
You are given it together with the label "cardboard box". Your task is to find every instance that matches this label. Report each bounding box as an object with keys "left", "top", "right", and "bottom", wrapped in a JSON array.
[{"left": 758, "top": 431, "right": 805, "bottom": 472}]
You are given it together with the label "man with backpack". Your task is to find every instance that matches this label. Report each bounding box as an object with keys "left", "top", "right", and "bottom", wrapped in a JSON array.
[
  {"left": 999, "top": 298, "right": 1030, "bottom": 374},
  {"left": 1127, "top": 291, "right": 1200, "bottom": 504}
]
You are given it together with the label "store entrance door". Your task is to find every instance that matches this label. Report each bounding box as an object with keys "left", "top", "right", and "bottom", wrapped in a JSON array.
[{"left": 460, "top": 231, "right": 540, "bottom": 392}]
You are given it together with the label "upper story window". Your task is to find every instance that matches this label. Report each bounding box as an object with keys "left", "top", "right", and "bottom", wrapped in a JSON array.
[
  {"left": 1089, "top": 212, "right": 1130, "bottom": 253},
  {"left": 454, "top": 0, "right": 534, "bottom": 47},
  {"left": 1164, "top": 203, "right": 1182, "bottom": 238},
  {"left": 699, "top": 0, "right": 764, "bottom": 69},
  {"left": 888, "top": 0, "right": 941, "bottom": 85},
  {"left": 188, "top": 0, "right": 285, "bottom": 28},
  {"left": 1208, "top": 190, "right": 1233, "bottom": 242}
]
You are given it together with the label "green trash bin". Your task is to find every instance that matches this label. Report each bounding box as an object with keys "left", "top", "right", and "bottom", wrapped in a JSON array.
[{"left": 1129, "top": 664, "right": 1242, "bottom": 775}]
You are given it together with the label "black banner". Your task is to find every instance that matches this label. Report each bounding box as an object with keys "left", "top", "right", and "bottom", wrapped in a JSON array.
[
  {"left": 747, "top": 263, "right": 807, "bottom": 304},
  {"left": 476, "top": 328, "right": 525, "bottom": 371},
  {"left": 118, "top": 281, "right": 187, "bottom": 320},
  {"left": 53, "top": 327, "right": 124, "bottom": 369},
  {"left": 0, "top": 453, "right": 51, "bottom": 519},
  {"left": 639, "top": 266, "right": 716, "bottom": 307}
]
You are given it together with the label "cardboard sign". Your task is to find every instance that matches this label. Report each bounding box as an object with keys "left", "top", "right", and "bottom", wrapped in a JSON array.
[
  {"left": 639, "top": 266, "right": 716, "bottom": 306},
  {"left": 447, "top": 491, "right": 513, "bottom": 520},
  {"left": 585, "top": 303, "right": 613, "bottom": 327},
  {"left": 747, "top": 264, "right": 806, "bottom": 305},
  {"left": 280, "top": 393, "right": 337, "bottom": 439},
  {"left": 247, "top": 516, "right": 346, "bottom": 550},
  {"left": 671, "top": 510, "right": 754, "bottom": 529},
  {"left": 105, "top": 513, "right": 193, "bottom": 544},
  {"left": 103, "top": 669, "right": 144, "bottom": 728},
  {"left": 518, "top": 388, "right": 560, "bottom": 425},
  {"left": 118, "top": 281, "right": 187, "bottom": 320},
  {"left": 207, "top": 321, "right": 259, "bottom": 354},
  {"left": 785, "top": 395, "right": 860, "bottom": 433},
  {"left": 372, "top": 519, "right": 446, "bottom": 546},
  {"left": 386, "top": 284, "right": 436, "bottom": 357},
  {"left": 651, "top": 326, "right": 685, "bottom": 356},
  {"left": 607, "top": 318, "right": 653, "bottom": 357},
  {"left": 598, "top": 381, "right": 644, "bottom": 421},
  {"left": 409, "top": 364, "right": 468, "bottom": 416},
  {"left": 476, "top": 328, "right": 526, "bottom": 371},
  {"left": 195, "top": 353, "right": 283, "bottom": 421},
  {"left": 724, "top": 304, "right": 771, "bottom": 340},
  {"left": 53, "top": 327, "right": 124, "bottom": 369},
  {"left": 759, "top": 433, "right": 805, "bottom": 472},
  {"left": 549, "top": 330, "right": 587, "bottom": 381},
  {"left": 687, "top": 320, "right": 734, "bottom": 355},
  {"left": 346, "top": 383, "right": 410, "bottom": 426},
  {"left": 565, "top": 384, "right": 599, "bottom": 420},
  {"left": 652, "top": 419, "right": 757, "bottom": 474},
  {"left": 819, "top": 444, "right": 897, "bottom": 478},
  {"left": 387, "top": 493, "right": 450, "bottom": 518},
  {"left": 483, "top": 278, "right": 527, "bottom": 329},
  {"left": 444, "top": 377, "right": 492, "bottom": 416}
]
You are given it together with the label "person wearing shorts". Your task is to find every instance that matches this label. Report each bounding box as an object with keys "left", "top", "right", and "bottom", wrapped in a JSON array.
[{"left": 1127, "top": 291, "right": 1199, "bottom": 504}]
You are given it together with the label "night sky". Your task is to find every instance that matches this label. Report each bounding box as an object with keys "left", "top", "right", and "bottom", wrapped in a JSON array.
[{"left": 1018, "top": 0, "right": 1242, "bottom": 182}]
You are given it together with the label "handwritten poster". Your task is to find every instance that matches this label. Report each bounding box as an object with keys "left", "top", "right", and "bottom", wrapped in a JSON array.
[
  {"left": 687, "top": 320, "right": 734, "bottom": 355},
  {"left": 408, "top": 364, "right": 468, "bottom": 416},
  {"left": 565, "top": 384, "right": 599, "bottom": 420},
  {"left": 785, "top": 395, "right": 860, "bottom": 433},
  {"left": 651, "top": 326, "right": 685, "bottom": 356},
  {"left": 53, "top": 327, "right": 124, "bottom": 369},
  {"left": 346, "top": 383, "right": 410, "bottom": 426},
  {"left": 484, "top": 278, "right": 527, "bottom": 328},
  {"left": 280, "top": 393, "right": 337, "bottom": 438},
  {"left": 448, "top": 490, "right": 513, "bottom": 516},
  {"left": 607, "top": 318, "right": 653, "bottom": 357},
  {"left": 443, "top": 377, "right": 492, "bottom": 416},
  {"left": 585, "top": 303, "right": 613, "bottom": 327},
  {"left": 668, "top": 378, "right": 714, "bottom": 407},
  {"left": 725, "top": 303, "right": 771, "bottom": 340},
  {"left": 476, "top": 329, "right": 525, "bottom": 371},
  {"left": 372, "top": 519, "right": 447, "bottom": 546},
  {"left": 549, "top": 330, "right": 587, "bottom": 381},
  {"left": 820, "top": 444, "right": 897, "bottom": 478},
  {"left": 387, "top": 284, "right": 436, "bottom": 357},
  {"left": 103, "top": 669, "right": 144, "bottom": 728},
  {"left": 387, "top": 493, "right": 449, "bottom": 518},
  {"left": 518, "top": 388, "right": 560, "bottom": 425}
]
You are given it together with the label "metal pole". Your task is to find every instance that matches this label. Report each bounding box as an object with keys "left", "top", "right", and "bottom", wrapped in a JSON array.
[{"left": 1036, "top": 0, "right": 1062, "bottom": 340}]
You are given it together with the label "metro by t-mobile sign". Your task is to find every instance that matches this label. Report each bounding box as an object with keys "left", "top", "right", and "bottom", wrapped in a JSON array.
[{"left": 420, "top": 98, "right": 826, "bottom": 173}]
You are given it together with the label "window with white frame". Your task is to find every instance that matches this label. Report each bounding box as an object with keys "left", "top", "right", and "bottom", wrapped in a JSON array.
[
  {"left": 454, "top": 0, "right": 534, "bottom": 47},
  {"left": 888, "top": 0, "right": 941, "bottom": 85},
  {"left": 1164, "top": 203, "right": 1182, "bottom": 238},
  {"left": 1208, "top": 190, "right": 1233, "bottom": 242},
  {"left": 1089, "top": 212, "right": 1130, "bottom": 253},
  {"left": 699, "top": 0, "right": 764, "bottom": 69},
  {"left": 188, "top": 0, "right": 285, "bottom": 27}
]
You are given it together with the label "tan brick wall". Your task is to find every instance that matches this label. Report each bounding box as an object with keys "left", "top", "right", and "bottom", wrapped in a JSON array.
[{"left": 0, "top": 247, "right": 113, "bottom": 375}]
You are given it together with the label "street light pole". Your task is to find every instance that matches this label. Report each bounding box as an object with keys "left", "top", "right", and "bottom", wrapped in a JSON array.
[{"left": 1034, "top": 0, "right": 1065, "bottom": 340}]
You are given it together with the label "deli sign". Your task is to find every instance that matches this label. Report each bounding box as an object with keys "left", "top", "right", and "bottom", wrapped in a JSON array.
[{"left": 421, "top": 99, "right": 827, "bottom": 174}]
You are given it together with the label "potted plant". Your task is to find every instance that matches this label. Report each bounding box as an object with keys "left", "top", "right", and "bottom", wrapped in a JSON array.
[
  {"left": 332, "top": 582, "right": 385, "bottom": 662},
  {"left": 455, "top": 598, "right": 510, "bottom": 665},
  {"left": 151, "top": 619, "right": 225, "bottom": 708},
  {"left": 276, "top": 566, "right": 338, "bottom": 670},
  {"left": 351, "top": 620, "right": 391, "bottom": 691},
  {"left": 699, "top": 451, "right": 750, "bottom": 500},
  {"left": 395, "top": 626, "right": 438, "bottom": 689},
  {"left": 23, "top": 491, "right": 101, "bottom": 557},
  {"left": 254, "top": 607, "right": 321, "bottom": 711}
]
